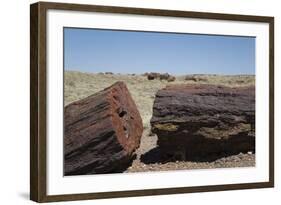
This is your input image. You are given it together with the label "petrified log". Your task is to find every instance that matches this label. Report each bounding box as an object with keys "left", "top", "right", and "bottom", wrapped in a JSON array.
[
  {"left": 159, "top": 73, "right": 170, "bottom": 80},
  {"left": 150, "top": 84, "right": 255, "bottom": 161},
  {"left": 185, "top": 75, "right": 208, "bottom": 82},
  {"left": 167, "top": 76, "right": 176, "bottom": 82},
  {"left": 147, "top": 72, "right": 160, "bottom": 80},
  {"left": 64, "top": 81, "right": 143, "bottom": 175}
]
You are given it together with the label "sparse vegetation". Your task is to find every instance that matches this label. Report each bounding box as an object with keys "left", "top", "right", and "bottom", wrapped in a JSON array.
[
  {"left": 64, "top": 71, "right": 255, "bottom": 172},
  {"left": 65, "top": 71, "right": 254, "bottom": 128}
]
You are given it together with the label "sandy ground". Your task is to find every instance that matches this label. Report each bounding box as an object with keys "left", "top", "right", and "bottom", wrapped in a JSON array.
[{"left": 64, "top": 71, "right": 255, "bottom": 172}]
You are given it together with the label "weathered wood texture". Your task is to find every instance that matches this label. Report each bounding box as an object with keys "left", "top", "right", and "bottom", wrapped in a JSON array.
[
  {"left": 151, "top": 84, "right": 255, "bottom": 160},
  {"left": 64, "top": 82, "right": 143, "bottom": 175}
]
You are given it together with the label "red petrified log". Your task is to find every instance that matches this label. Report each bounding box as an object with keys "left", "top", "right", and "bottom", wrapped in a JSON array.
[{"left": 64, "top": 81, "right": 143, "bottom": 175}]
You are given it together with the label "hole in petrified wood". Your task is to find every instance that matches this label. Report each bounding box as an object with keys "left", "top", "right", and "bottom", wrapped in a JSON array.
[
  {"left": 123, "top": 126, "right": 129, "bottom": 138},
  {"left": 119, "top": 110, "right": 127, "bottom": 118},
  {"left": 116, "top": 108, "right": 129, "bottom": 138}
]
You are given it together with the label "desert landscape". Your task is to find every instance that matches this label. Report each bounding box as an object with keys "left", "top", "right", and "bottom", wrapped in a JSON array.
[{"left": 64, "top": 71, "right": 255, "bottom": 174}]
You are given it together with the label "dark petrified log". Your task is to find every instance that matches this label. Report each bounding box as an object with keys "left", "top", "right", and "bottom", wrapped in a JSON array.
[
  {"left": 159, "top": 73, "right": 170, "bottom": 80},
  {"left": 150, "top": 84, "right": 255, "bottom": 161},
  {"left": 167, "top": 76, "right": 176, "bottom": 82},
  {"left": 147, "top": 72, "right": 160, "bottom": 80},
  {"left": 64, "top": 81, "right": 143, "bottom": 175}
]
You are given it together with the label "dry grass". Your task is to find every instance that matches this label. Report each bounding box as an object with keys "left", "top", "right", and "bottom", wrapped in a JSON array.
[{"left": 64, "top": 71, "right": 255, "bottom": 128}]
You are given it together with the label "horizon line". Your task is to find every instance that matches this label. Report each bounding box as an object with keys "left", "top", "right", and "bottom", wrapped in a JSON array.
[{"left": 65, "top": 69, "right": 255, "bottom": 76}]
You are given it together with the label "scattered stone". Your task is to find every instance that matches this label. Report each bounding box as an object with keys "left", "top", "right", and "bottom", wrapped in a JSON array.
[
  {"left": 184, "top": 75, "right": 197, "bottom": 81},
  {"left": 185, "top": 75, "right": 208, "bottom": 82},
  {"left": 167, "top": 76, "right": 176, "bottom": 82},
  {"left": 147, "top": 72, "right": 160, "bottom": 80},
  {"left": 64, "top": 81, "right": 143, "bottom": 175},
  {"left": 160, "top": 73, "right": 170, "bottom": 80},
  {"left": 146, "top": 72, "right": 175, "bottom": 81}
]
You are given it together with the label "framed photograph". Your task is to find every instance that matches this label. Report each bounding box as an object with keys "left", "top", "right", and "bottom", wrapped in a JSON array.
[{"left": 30, "top": 1, "right": 274, "bottom": 202}]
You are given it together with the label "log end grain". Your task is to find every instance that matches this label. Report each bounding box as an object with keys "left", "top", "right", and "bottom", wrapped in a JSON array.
[{"left": 64, "top": 81, "right": 143, "bottom": 175}]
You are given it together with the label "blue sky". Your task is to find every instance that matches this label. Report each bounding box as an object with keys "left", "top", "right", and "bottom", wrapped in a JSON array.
[{"left": 64, "top": 27, "right": 255, "bottom": 75}]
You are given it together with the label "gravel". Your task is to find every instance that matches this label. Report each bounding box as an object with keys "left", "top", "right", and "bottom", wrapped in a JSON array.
[
  {"left": 126, "top": 128, "right": 255, "bottom": 173},
  {"left": 64, "top": 71, "right": 255, "bottom": 173}
]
